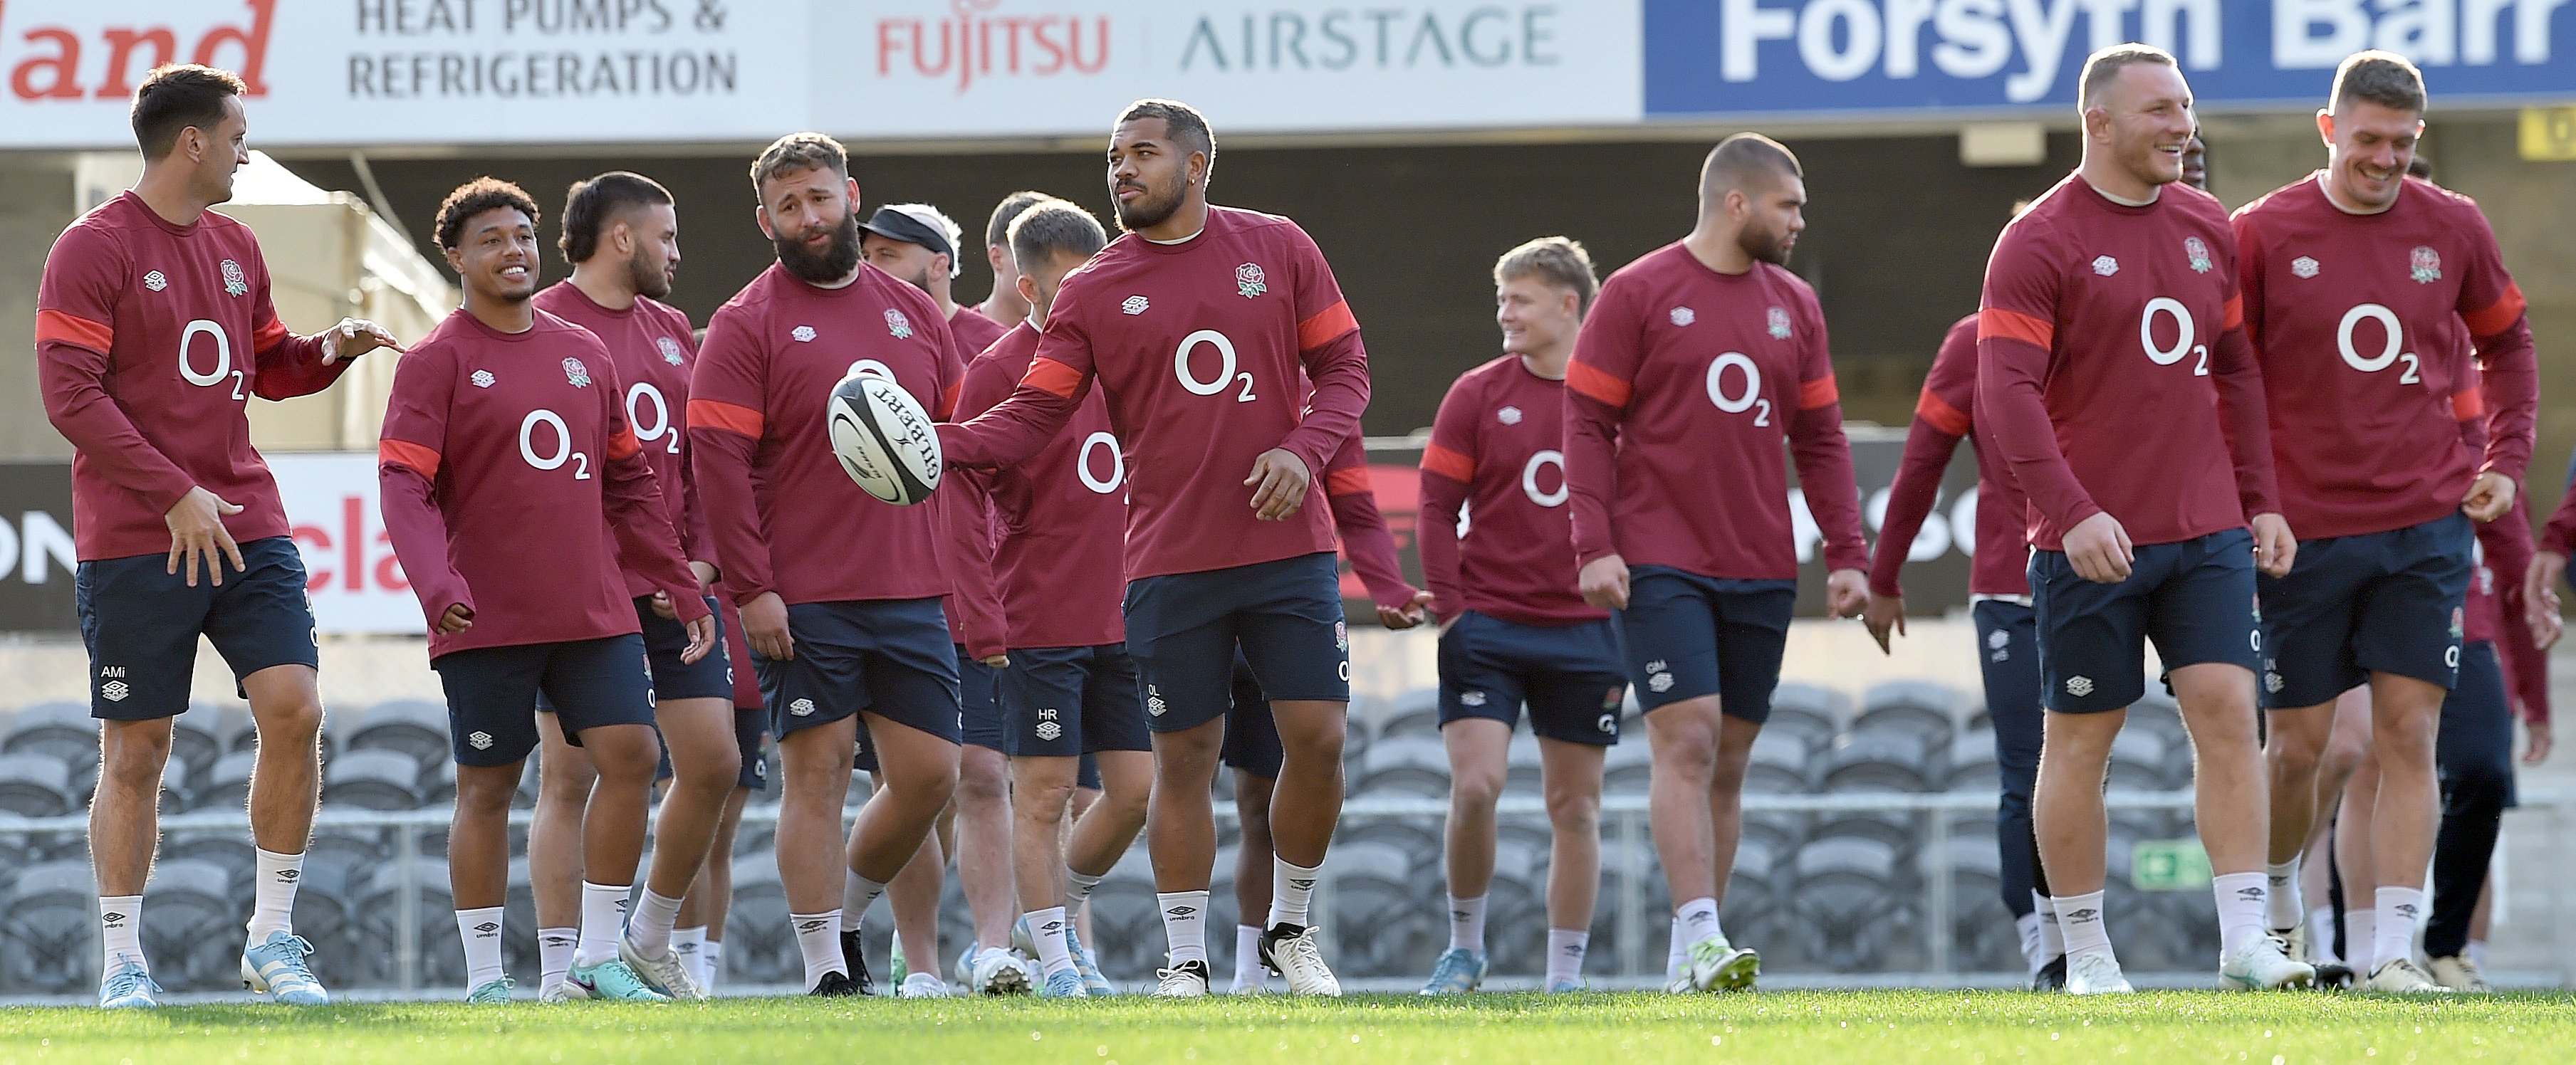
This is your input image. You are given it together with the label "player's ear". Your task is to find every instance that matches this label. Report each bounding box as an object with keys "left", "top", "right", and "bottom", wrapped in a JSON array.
[
  {"left": 843, "top": 176, "right": 862, "bottom": 207},
  {"left": 753, "top": 205, "right": 775, "bottom": 241},
  {"left": 1017, "top": 273, "right": 1038, "bottom": 305},
  {"left": 444, "top": 245, "right": 464, "bottom": 274},
  {"left": 2315, "top": 108, "right": 2335, "bottom": 147}
]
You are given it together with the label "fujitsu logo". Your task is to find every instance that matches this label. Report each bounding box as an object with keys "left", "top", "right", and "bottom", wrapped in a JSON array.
[{"left": 875, "top": 1, "right": 1110, "bottom": 94}]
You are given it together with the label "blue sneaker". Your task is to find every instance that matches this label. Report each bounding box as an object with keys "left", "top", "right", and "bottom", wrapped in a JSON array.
[
  {"left": 1066, "top": 927, "right": 1115, "bottom": 997},
  {"left": 568, "top": 959, "right": 671, "bottom": 1002},
  {"left": 466, "top": 976, "right": 516, "bottom": 1003},
  {"left": 99, "top": 955, "right": 161, "bottom": 1009},
  {"left": 241, "top": 932, "right": 330, "bottom": 1005},
  {"left": 1418, "top": 948, "right": 1487, "bottom": 995},
  {"left": 1038, "top": 967, "right": 1090, "bottom": 998},
  {"left": 1545, "top": 977, "right": 1585, "bottom": 993}
]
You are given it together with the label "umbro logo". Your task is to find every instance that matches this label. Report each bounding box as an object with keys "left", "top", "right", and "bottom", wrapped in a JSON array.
[
  {"left": 1036, "top": 721, "right": 1062, "bottom": 741},
  {"left": 100, "top": 681, "right": 130, "bottom": 703},
  {"left": 1498, "top": 406, "right": 1522, "bottom": 426},
  {"left": 1166, "top": 906, "right": 1198, "bottom": 918},
  {"left": 1121, "top": 295, "right": 1149, "bottom": 315},
  {"left": 790, "top": 698, "right": 816, "bottom": 716},
  {"left": 143, "top": 271, "right": 169, "bottom": 292},
  {"left": 2092, "top": 256, "right": 2119, "bottom": 276},
  {"left": 1288, "top": 878, "right": 1316, "bottom": 891},
  {"left": 103, "top": 912, "right": 127, "bottom": 925},
  {"left": 471, "top": 370, "right": 496, "bottom": 389},
  {"left": 2065, "top": 676, "right": 2095, "bottom": 698},
  {"left": 474, "top": 921, "right": 500, "bottom": 934},
  {"left": 798, "top": 919, "right": 828, "bottom": 933},
  {"left": 1460, "top": 691, "right": 1487, "bottom": 708},
  {"left": 2065, "top": 908, "right": 2099, "bottom": 922},
  {"left": 792, "top": 325, "right": 817, "bottom": 342},
  {"left": 1669, "top": 307, "right": 1696, "bottom": 327},
  {"left": 2236, "top": 886, "right": 2265, "bottom": 900},
  {"left": 276, "top": 870, "right": 299, "bottom": 882},
  {"left": 2290, "top": 256, "right": 2320, "bottom": 279},
  {"left": 469, "top": 731, "right": 494, "bottom": 750}
]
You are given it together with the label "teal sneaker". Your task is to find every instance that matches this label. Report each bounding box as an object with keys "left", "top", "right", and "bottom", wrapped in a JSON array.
[
  {"left": 241, "top": 932, "right": 330, "bottom": 1005},
  {"left": 1545, "top": 977, "right": 1585, "bottom": 993},
  {"left": 1419, "top": 948, "right": 1487, "bottom": 995},
  {"left": 98, "top": 955, "right": 161, "bottom": 1009},
  {"left": 568, "top": 959, "right": 671, "bottom": 1002},
  {"left": 466, "top": 976, "right": 516, "bottom": 1004},
  {"left": 1038, "top": 967, "right": 1090, "bottom": 998},
  {"left": 1066, "top": 926, "right": 1115, "bottom": 997}
]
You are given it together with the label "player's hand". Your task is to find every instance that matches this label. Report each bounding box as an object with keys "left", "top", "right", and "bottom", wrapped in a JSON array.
[
  {"left": 1377, "top": 589, "right": 1434, "bottom": 630},
  {"left": 2461, "top": 471, "right": 2517, "bottom": 523},
  {"left": 2523, "top": 720, "right": 2554, "bottom": 765},
  {"left": 742, "top": 591, "right": 795, "bottom": 661},
  {"left": 979, "top": 654, "right": 1011, "bottom": 668},
  {"left": 689, "top": 560, "right": 719, "bottom": 594},
  {"left": 1823, "top": 568, "right": 1867, "bottom": 619},
  {"left": 434, "top": 602, "right": 475, "bottom": 635},
  {"left": 1244, "top": 449, "right": 1313, "bottom": 521},
  {"left": 165, "top": 486, "right": 246, "bottom": 588},
  {"left": 679, "top": 614, "right": 716, "bottom": 665},
  {"left": 2063, "top": 512, "right": 2134, "bottom": 584},
  {"left": 320, "top": 318, "right": 404, "bottom": 364},
  {"left": 650, "top": 590, "right": 678, "bottom": 620},
  {"left": 2524, "top": 552, "right": 2567, "bottom": 634},
  {"left": 1862, "top": 591, "right": 1907, "bottom": 654},
  {"left": 1579, "top": 555, "right": 1630, "bottom": 611},
  {"left": 2533, "top": 604, "right": 2564, "bottom": 651},
  {"left": 2251, "top": 513, "right": 2297, "bottom": 577}
]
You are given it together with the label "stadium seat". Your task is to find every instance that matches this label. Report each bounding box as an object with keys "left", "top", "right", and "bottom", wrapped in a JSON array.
[
  {"left": 0, "top": 753, "right": 75, "bottom": 817},
  {"left": 142, "top": 858, "right": 236, "bottom": 990},
  {"left": 1743, "top": 730, "right": 1815, "bottom": 793},
  {"left": 164, "top": 708, "right": 229, "bottom": 780},
  {"left": 1355, "top": 734, "right": 1450, "bottom": 798},
  {"left": 1788, "top": 835, "right": 1915, "bottom": 972},
  {"left": 2107, "top": 729, "right": 2171, "bottom": 792},
  {"left": 723, "top": 853, "right": 794, "bottom": 988},
  {"left": 325, "top": 748, "right": 425, "bottom": 811},
  {"left": 1505, "top": 733, "right": 1543, "bottom": 792},
  {"left": 1856, "top": 681, "right": 1968, "bottom": 745},
  {"left": 1378, "top": 688, "right": 1443, "bottom": 739},
  {"left": 359, "top": 859, "right": 456, "bottom": 987},
  {"left": 1770, "top": 683, "right": 1851, "bottom": 736},
  {"left": 423, "top": 759, "right": 457, "bottom": 807},
  {"left": 1937, "top": 831, "right": 2023, "bottom": 972},
  {"left": 1, "top": 859, "right": 95, "bottom": 993},
  {"left": 291, "top": 857, "right": 362, "bottom": 988},
  {"left": 345, "top": 699, "right": 451, "bottom": 769},
  {"left": 197, "top": 750, "right": 257, "bottom": 812},
  {"left": 1820, "top": 730, "right": 1936, "bottom": 793},
  {"left": 1330, "top": 839, "right": 1439, "bottom": 976},
  {"left": 2, "top": 702, "right": 98, "bottom": 774},
  {"left": 1341, "top": 817, "right": 1441, "bottom": 862},
  {"left": 1945, "top": 730, "right": 2001, "bottom": 792},
  {"left": 154, "top": 758, "right": 189, "bottom": 815},
  {"left": 164, "top": 831, "right": 254, "bottom": 882}
]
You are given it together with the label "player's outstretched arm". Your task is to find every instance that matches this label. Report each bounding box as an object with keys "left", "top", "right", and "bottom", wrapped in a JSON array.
[
  {"left": 377, "top": 348, "right": 472, "bottom": 634},
  {"left": 251, "top": 315, "right": 404, "bottom": 401},
  {"left": 940, "top": 300, "right": 1093, "bottom": 471},
  {"left": 1321, "top": 435, "right": 1427, "bottom": 627}
]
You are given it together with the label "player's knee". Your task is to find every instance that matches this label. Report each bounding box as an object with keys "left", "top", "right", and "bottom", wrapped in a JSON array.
[
  {"left": 538, "top": 757, "right": 598, "bottom": 799},
  {"left": 1543, "top": 780, "right": 1600, "bottom": 832},
  {"left": 1649, "top": 730, "right": 1718, "bottom": 782},
  {"left": 453, "top": 767, "right": 521, "bottom": 816},
  {"left": 98, "top": 725, "right": 174, "bottom": 788},
  {"left": 957, "top": 750, "right": 1011, "bottom": 805},
  {"left": 676, "top": 745, "right": 743, "bottom": 795},
  {"left": 256, "top": 696, "right": 324, "bottom": 747},
  {"left": 888, "top": 755, "right": 960, "bottom": 807},
  {"left": 1018, "top": 777, "right": 1077, "bottom": 824}
]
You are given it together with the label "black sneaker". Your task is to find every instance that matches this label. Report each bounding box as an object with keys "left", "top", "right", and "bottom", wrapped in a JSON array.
[
  {"left": 809, "top": 970, "right": 857, "bottom": 997},
  {"left": 2312, "top": 962, "right": 2356, "bottom": 990},
  {"left": 2033, "top": 955, "right": 2068, "bottom": 992},
  {"left": 839, "top": 929, "right": 876, "bottom": 996}
]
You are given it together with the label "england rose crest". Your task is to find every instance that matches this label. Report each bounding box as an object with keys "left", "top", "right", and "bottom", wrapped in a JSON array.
[
  {"left": 2183, "top": 236, "right": 2212, "bottom": 274},
  {"left": 1766, "top": 305, "right": 1792, "bottom": 339},
  {"left": 562, "top": 358, "right": 592, "bottom": 388},
  {"left": 657, "top": 337, "right": 684, "bottom": 364},
  {"left": 2409, "top": 246, "right": 2441, "bottom": 284},
  {"left": 884, "top": 308, "right": 914, "bottom": 339},
  {"left": 221, "top": 258, "right": 249, "bottom": 297},
  {"left": 1236, "top": 262, "right": 1268, "bottom": 299}
]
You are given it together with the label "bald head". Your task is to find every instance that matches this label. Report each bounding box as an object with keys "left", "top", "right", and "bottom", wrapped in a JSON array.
[{"left": 1699, "top": 133, "right": 1802, "bottom": 210}]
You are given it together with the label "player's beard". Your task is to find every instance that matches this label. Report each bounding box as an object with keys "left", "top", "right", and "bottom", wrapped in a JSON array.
[
  {"left": 1113, "top": 172, "right": 1184, "bottom": 233},
  {"left": 1738, "top": 216, "right": 1794, "bottom": 266},
  {"left": 627, "top": 246, "right": 674, "bottom": 300},
  {"left": 775, "top": 211, "right": 861, "bottom": 285}
]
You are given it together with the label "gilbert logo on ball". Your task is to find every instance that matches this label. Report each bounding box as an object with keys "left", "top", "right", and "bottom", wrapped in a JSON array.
[{"left": 827, "top": 372, "right": 942, "bottom": 505}]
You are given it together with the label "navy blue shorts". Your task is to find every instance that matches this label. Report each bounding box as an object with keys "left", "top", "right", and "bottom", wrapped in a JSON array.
[
  {"left": 736, "top": 708, "right": 771, "bottom": 792},
  {"left": 1078, "top": 752, "right": 1101, "bottom": 791},
  {"left": 2258, "top": 513, "right": 2472, "bottom": 709},
  {"left": 433, "top": 634, "right": 657, "bottom": 767},
  {"left": 1124, "top": 552, "right": 1350, "bottom": 735},
  {"left": 998, "top": 644, "right": 1152, "bottom": 758},
  {"left": 75, "top": 535, "right": 318, "bottom": 720},
  {"left": 1438, "top": 612, "right": 1627, "bottom": 745},
  {"left": 541, "top": 597, "right": 734, "bottom": 713},
  {"left": 1618, "top": 567, "right": 1795, "bottom": 721},
  {"left": 2030, "top": 528, "right": 2260, "bottom": 714},
  {"left": 958, "top": 646, "right": 1003, "bottom": 751},
  {"left": 1221, "top": 651, "right": 1281, "bottom": 777},
  {"left": 2439, "top": 639, "right": 2516, "bottom": 809},
  {"left": 755, "top": 599, "right": 961, "bottom": 758}
]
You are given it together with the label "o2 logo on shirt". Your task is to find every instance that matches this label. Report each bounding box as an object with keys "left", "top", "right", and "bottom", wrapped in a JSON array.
[
  {"left": 178, "top": 319, "right": 247, "bottom": 400},
  {"left": 518, "top": 409, "right": 592, "bottom": 481},
  {"left": 1705, "top": 352, "right": 1770, "bottom": 426},
  {"left": 2139, "top": 298, "right": 2209, "bottom": 377},
  {"left": 1521, "top": 449, "right": 1568, "bottom": 508},
  {"left": 2336, "top": 304, "right": 2421, "bottom": 384},
  {"left": 1175, "top": 330, "right": 1256, "bottom": 403},
  {"left": 626, "top": 382, "right": 682, "bottom": 455}
]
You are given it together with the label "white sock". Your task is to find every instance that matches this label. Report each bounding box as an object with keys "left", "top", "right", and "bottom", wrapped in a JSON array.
[
  {"left": 1447, "top": 895, "right": 1488, "bottom": 953},
  {"left": 457, "top": 906, "right": 506, "bottom": 990},
  {"left": 2264, "top": 859, "right": 2303, "bottom": 933},
  {"left": 672, "top": 926, "right": 706, "bottom": 986},
  {"left": 2033, "top": 892, "right": 2065, "bottom": 961},
  {"left": 1233, "top": 924, "right": 1267, "bottom": 989},
  {"left": 2375, "top": 886, "right": 2425, "bottom": 971},
  {"left": 792, "top": 910, "right": 846, "bottom": 988},
  {"left": 99, "top": 895, "right": 145, "bottom": 977},
  {"left": 2054, "top": 891, "right": 2112, "bottom": 960},
  {"left": 246, "top": 849, "right": 303, "bottom": 941},
  {"left": 2015, "top": 912, "right": 2047, "bottom": 977},
  {"left": 843, "top": 873, "right": 889, "bottom": 927},
  {"left": 1026, "top": 906, "right": 1075, "bottom": 977},
  {"left": 537, "top": 927, "right": 576, "bottom": 995},
  {"left": 1545, "top": 928, "right": 1588, "bottom": 987},
  {"left": 1268, "top": 857, "right": 1321, "bottom": 929},
  {"left": 2466, "top": 939, "right": 2488, "bottom": 969},
  {"left": 2211, "top": 872, "right": 2269, "bottom": 955},
  {"left": 575, "top": 882, "right": 631, "bottom": 968},
  {"left": 1158, "top": 890, "right": 1209, "bottom": 967},
  {"left": 2346, "top": 909, "right": 2377, "bottom": 973},
  {"left": 1664, "top": 917, "right": 1687, "bottom": 980},
  {"left": 1066, "top": 869, "right": 1104, "bottom": 911},
  {"left": 1676, "top": 897, "right": 1722, "bottom": 946},
  {"left": 2306, "top": 906, "right": 2340, "bottom": 964},
  {"left": 628, "top": 888, "right": 684, "bottom": 958},
  {"left": 702, "top": 938, "right": 725, "bottom": 992}
]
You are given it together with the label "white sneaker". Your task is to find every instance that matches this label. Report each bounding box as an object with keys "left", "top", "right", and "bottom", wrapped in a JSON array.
[
  {"left": 970, "top": 947, "right": 1033, "bottom": 995},
  {"left": 2366, "top": 958, "right": 2448, "bottom": 994},
  {"left": 1258, "top": 924, "right": 1342, "bottom": 997},
  {"left": 621, "top": 935, "right": 706, "bottom": 1001},
  {"left": 1155, "top": 960, "right": 1211, "bottom": 998},
  {"left": 2222, "top": 935, "right": 2316, "bottom": 990},
  {"left": 2064, "top": 951, "right": 2135, "bottom": 995},
  {"left": 1682, "top": 934, "right": 1761, "bottom": 993},
  {"left": 538, "top": 980, "right": 577, "bottom": 1003},
  {"left": 897, "top": 972, "right": 951, "bottom": 998},
  {"left": 2428, "top": 955, "right": 2492, "bottom": 993}
]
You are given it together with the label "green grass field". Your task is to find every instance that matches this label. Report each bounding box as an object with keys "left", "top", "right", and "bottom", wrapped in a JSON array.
[{"left": 3, "top": 990, "right": 2572, "bottom": 1064}]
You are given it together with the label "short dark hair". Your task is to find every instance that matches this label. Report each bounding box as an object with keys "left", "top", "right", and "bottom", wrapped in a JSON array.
[
  {"left": 1700, "top": 133, "right": 1802, "bottom": 202},
  {"left": 986, "top": 191, "right": 1053, "bottom": 250},
  {"left": 2332, "top": 50, "right": 2427, "bottom": 115},
  {"left": 750, "top": 132, "right": 848, "bottom": 194},
  {"left": 1494, "top": 236, "right": 1600, "bottom": 315},
  {"left": 1117, "top": 98, "right": 1216, "bottom": 169},
  {"left": 2077, "top": 43, "right": 2180, "bottom": 112},
  {"left": 1008, "top": 200, "right": 1107, "bottom": 276},
  {"left": 435, "top": 177, "right": 541, "bottom": 252},
  {"left": 2406, "top": 155, "right": 2435, "bottom": 180},
  {"left": 131, "top": 64, "right": 244, "bottom": 159},
  {"left": 558, "top": 172, "right": 673, "bottom": 265}
]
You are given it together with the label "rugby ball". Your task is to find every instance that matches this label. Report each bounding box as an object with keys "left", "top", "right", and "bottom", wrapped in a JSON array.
[{"left": 825, "top": 372, "right": 942, "bottom": 505}]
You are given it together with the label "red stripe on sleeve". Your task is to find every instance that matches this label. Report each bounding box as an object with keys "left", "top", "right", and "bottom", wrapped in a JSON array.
[
  {"left": 1915, "top": 389, "right": 1971, "bottom": 435},
  {"left": 1799, "top": 374, "right": 1840, "bottom": 410},
  {"left": 2454, "top": 390, "right": 2486, "bottom": 422},
  {"left": 1419, "top": 442, "right": 1474, "bottom": 483},
  {"left": 938, "top": 382, "right": 960, "bottom": 421},
  {"left": 1565, "top": 360, "right": 1632, "bottom": 409},
  {"left": 606, "top": 426, "right": 642, "bottom": 460},
  {"left": 35, "top": 308, "right": 113, "bottom": 352},
  {"left": 252, "top": 315, "right": 291, "bottom": 354},
  {"left": 687, "top": 399, "right": 764, "bottom": 438},
  {"left": 1297, "top": 300, "right": 1360, "bottom": 351},
  {"left": 1976, "top": 307, "right": 2053, "bottom": 350},
  {"left": 2222, "top": 294, "right": 2244, "bottom": 331},
  {"left": 1021, "top": 357, "right": 1084, "bottom": 399},
  {"left": 380, "top": 439, "right": 440, "bottom": 478},
  {"left": 2464, "top": 283, "right": 2528, "bottom": 338},
  {"left": 1326, "top": 466, "right": 1372, "bottom": 496}
]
